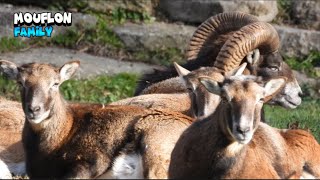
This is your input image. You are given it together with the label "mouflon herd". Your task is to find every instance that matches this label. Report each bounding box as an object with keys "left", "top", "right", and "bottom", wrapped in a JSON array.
[{"left": 0, "top": 12, "right": 318, "bottom": 179}]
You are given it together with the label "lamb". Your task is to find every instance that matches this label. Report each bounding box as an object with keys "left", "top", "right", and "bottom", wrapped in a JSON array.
[
  {"left": 168, "top": 74, "right": 320, "bottom": 178},
  {"left": 0, "top": 60, "right": 193, "bottom": 178},
  {"left": 135, "top": 12, "right": 302, "bottom": 110},
  {"left": 0, "top": 97, "right": 26, "bottom": 177}
]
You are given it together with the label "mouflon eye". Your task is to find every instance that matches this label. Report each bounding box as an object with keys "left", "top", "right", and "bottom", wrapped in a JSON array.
[
  {"left": 52, "top": 82, "right": 59, "bottom": 88},
  {"left": 268, "top": 66, "right": 279, "bottom": 71}
]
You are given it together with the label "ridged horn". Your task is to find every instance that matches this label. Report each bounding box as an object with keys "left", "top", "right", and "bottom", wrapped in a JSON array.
[
  {"left": 186, "top": 12, "right": 259, "bottom": 61},
  {"left": 214, "top": 22, "right": 280, "bottom": 72}
]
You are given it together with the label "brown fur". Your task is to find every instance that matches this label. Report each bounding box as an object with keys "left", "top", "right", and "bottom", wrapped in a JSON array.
[
  {"left": 169, "top": 78, "right": 320, "bottom": 178},
  {"left": 23, "top": 103, "right": 192, "bottom": 178},
  {"left": 110, "top": 93, "right": 193, "bottom": 117},
  {"left": 0, "top": 97, "right": 25, "bottom": 176},
  {"left": 0, "top": 97, "right": 24, "bottom": 132},
  {"left": 0, "top": 130, "right": 24, "bottom": 163},
  {"left": 0, "top": 61, "right": 193, "bottom": 178}
]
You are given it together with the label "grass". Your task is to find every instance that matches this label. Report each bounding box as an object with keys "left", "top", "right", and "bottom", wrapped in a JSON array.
[
  {"left": 0, "top": 73, "right": 139, "bottom": 104},
  {"left": 0, "top": 37, "right": 27, "bottom": 53},
  {"left": 61, "top": 73, "right": 138, "bottom": 104},
  {"left": 265, "top": 100, "right": 320, "bottom": 141},
  {"left": 29, "top": 15, "right": 125, "bottom": 50},
  {"left": 273, "top": 0, "right": 293, "bottom": 25}
]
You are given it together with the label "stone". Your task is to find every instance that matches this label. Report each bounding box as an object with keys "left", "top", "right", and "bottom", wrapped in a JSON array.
[
  {"left": 87, "top": 0, "right": 156, "bottom": 15},
  {"left": 158, "top": 0, "right": 278, "bottom": 24},
  {"left": 112, "top": 22, "right": 196, "bottom": 52},
  {"left": 291, "top": 1, "right": 320, "bottom": 30},
  {"left": 274, "top": 25, "right": 320, "bottom": 57},
  {"left": 0, "top": 47, "right": 159, "bottom": 78},
  {"left": 113, "top": 21, "right": 320, "bottom": 58}
]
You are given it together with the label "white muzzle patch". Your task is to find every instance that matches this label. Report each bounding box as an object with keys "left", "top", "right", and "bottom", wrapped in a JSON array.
[{"left": 28, "top": 110, "right": 50, "bottom": 124}]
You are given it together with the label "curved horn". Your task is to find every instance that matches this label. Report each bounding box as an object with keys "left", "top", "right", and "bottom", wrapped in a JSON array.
[
  {"left": 186, "top": 12, "right": 259, "bottom": 61},
  {"left": 214, "top": 22, "right": 280, "bottom": 72}
]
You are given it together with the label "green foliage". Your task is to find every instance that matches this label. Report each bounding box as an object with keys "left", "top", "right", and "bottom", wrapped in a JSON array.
[
  {"left": 51, "top": 15, "right": 123, "bottom": 48},
  {"left": 300, "top": 84, "right": 320, "bottom": 101},
  {"left": 278, "top": 0, "right": 292, "bottom": 13},
  {"left": 133, "top": 47, "right": 184, "bottom": 66},
  {"left": 0, "top": 75, "right": 21, "bottom": 100},
  {"left": 47, "top": 0, "right": 89, "bottom": 12},
  {"left": 285, "top": 51, "right": 320, "bottom": 78},
  {"left": 87, "top": 16, "right": 124, "bottom": 48},
  {"left": 0, "top": 73, "right": 138, "bottom": 104},
  {"left": 274, "top": 0, "right": 293, "bottom": 24},
  {"left": 265, "top": 100, "right": 320, "bottom": 142},
  {"left": 61, "top": 73, "right": 138, "bottom": 104},
  {"left": 0, "top": 37, "right": 26, "bottom": 53},
  {"left": 110, "top": 8, "right": 154, "bottom": 24},
  {"left": 28, "top": 15, "right": 124, "bottom": 49},
  {"left": 51, "top": 28, "right": 81, "bottom": 48}
]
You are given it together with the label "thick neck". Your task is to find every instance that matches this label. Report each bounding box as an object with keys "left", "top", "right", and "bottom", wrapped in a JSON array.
[
  {"left": 205, "top": 103, "right": 246, "bottom": 178},
  {"left": 27, "top": 94, "right": 73, "bottom": 153}
]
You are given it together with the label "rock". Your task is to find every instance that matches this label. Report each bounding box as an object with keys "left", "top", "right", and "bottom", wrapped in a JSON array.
[
  {"left": 293, "top": 70, "right": 317, "bottom": 87},
  {"left": 291, "top": 1, "right": 320, "bottom": 30},
  {"left": 158, "top": 0, "right": 278, "bottom": 24},
  {"left": 0, "top": 47, "right": 160, "bottom": 78},
  {"left": 220, "top": 1, "right": 278, "bottom": 22},
  {"left": 274, "top": 25, "right": 320, "bottom": 57},
  {"left": 294, "top": 70, "right": 320, "bottom": 98},
  {"left": 112, "top": 22, "right": 196, "bottom": 52},
  {"left": 0, "top": 0, "right": 54, "bottom": 8},
  {"left": 113, "top": 21, "right": 319, "bottom": 58},
  {"left": 87, "top": 0, "right": 156, "bottom": 15},
  {"left": 0, "top": 3, "right": 97, "bottom": 39}
]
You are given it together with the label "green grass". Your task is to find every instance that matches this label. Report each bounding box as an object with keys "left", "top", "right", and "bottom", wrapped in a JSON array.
[
  {"left": 265, "top": 100, "right": 320, "bottom": 141},
  {"left": 109, "top": 7, "right": 154, "bottom": 24},
  {"left": 29, "top": 15, "right": 124, "bottom": 50},
  {"left": 273, "top": 0, "right": 293, "bottom": 25},
  {"left": 61, "top": 73, "right": 138, "bottom": 104},
  {"left": 0, "top": 73, "right": 139, "bottom": 104},
  {"left": 0, "top": 37, "right": 27, "bottom": 53}
]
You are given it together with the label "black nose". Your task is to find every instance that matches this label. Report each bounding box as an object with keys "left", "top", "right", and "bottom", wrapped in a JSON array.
[
  {"left": 236, "top": 126, "right": 250, "bottom": 135},
  {"left": 298, "top": 91, "right": 303, "bottom": 97},
  {"left": 28, "top": 105, "right": 41, "bottom": 114}
]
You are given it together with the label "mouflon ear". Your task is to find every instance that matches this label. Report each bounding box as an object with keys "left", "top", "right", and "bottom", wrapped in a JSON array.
[
  {"left": 0, "top": 60, "right": 19, "bottom": 80},
  {"left": 263, "top": 77, "right": 287, "bottom": 101},
  {"left": 174, "top": 62, "right": 190, "bottom": 77},
  {"left": 59, "top": 60, "right": 80, "bottom": 81},
  {"left": 199, "top": 76, "right": 221, "bottom": 95},
  {"left": 225, "top": 62, "right": 248, "bottom": 77},
  {"left": 246, "top": 49, "right": 260, "bottom": 65}
]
